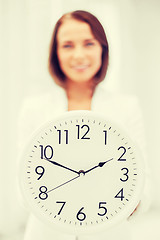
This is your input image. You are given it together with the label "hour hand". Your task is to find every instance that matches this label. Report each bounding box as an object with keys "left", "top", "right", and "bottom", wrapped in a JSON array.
[
  {"left": 84, "top": 158, "right": 113, "bottom": 174},
  {"left": 44, "top": 159, "right": 79, "bottom": 175}
]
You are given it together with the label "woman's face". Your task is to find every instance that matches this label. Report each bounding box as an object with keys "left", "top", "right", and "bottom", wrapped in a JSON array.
[{"left": 57, "top": 18, "right": 103, "bottom": 84}]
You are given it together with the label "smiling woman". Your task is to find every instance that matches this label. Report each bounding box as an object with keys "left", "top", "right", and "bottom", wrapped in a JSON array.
[
  {"left": 57, "top": 18, "right": 103, "bottom": 110},
  {"left": 56, "top": 19, "right": 102, "bottom": 84},
  {"left": 49, "top": 10, "right": 109, "bottom": 85},
  {"left": 18, "top": 9, "right": 150, "bottom": 240},
  {"left": 48, "top": 10, "right": 109, "bottom": 110}
]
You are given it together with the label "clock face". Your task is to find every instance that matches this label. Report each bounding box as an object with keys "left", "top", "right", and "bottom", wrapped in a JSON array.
[{"left": 19, "top": 110, "right": 144, "bottom": 234}]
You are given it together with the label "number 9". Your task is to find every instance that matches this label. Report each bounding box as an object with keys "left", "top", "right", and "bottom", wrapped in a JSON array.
[{"left": 35, "top": 166, "right": 45, "bottom": 180}]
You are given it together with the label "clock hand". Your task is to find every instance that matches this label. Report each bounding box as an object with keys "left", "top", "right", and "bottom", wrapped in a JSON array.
[
  {"left": 47, "top": 174, "right": 80, "bottom": 194},
  {"left": 44, "top": 159, "right": 79, "bottom": 175},
  {"left": 84, "top": 158, "right": 113, "bottom": 174}
]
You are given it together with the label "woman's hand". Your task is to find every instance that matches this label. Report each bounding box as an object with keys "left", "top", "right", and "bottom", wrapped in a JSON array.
[{"left": 128, "top": 201, "right": 141, "bottom": 218}]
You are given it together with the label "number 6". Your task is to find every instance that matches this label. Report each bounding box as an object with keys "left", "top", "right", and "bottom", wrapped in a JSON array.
[{"left": 76, "top": 207, "right": 86, "bottom": 221}]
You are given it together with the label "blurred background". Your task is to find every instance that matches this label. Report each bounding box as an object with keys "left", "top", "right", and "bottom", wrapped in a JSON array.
[{"left": 0, "top": 0, "right": 160, "bottom": 239}]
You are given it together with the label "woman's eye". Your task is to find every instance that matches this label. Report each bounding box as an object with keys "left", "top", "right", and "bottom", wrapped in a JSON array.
[
  {"left": 85, "top": 42, "right": 94, "bottom": 47},
  {"left": 63, "top": 44, "right": 72, "bottom": 49}
]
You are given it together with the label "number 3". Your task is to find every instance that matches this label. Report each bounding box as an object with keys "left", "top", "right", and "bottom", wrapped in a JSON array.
[{"left": 120, "top": 168, "right": 129, "bottom": 182}]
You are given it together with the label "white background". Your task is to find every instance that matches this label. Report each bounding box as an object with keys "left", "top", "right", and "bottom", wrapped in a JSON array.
[{"left": 0, "top": 0, "right": 160, "bottom": 239}]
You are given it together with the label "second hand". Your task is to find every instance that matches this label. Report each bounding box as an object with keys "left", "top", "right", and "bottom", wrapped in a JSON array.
[{"left": 47, "top": 175, "right": 80, "bottom": 194}]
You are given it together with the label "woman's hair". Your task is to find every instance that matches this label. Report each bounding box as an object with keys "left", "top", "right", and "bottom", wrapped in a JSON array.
[{"left": 48, "top": 10, "right": 109, "bottom": 87}]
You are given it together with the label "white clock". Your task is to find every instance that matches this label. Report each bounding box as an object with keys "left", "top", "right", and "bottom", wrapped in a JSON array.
[{"left": 19, "top": 110, "right": 144, "bottom": 235}]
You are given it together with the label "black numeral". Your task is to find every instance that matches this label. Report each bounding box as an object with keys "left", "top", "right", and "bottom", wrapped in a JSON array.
[
  {"left": 76, "top": 125, "right": 90, "bottom": 139},
  {"left": 39, "top": 186, "right": 48, "bottom": 200},
  {"left": 57, "top": 130, "right": 69, "bottom": 144},
  {"left": 114, "top": 188, "right": 124, "bottom": 201},
  {"left": 39, "top": 145, "right": 54, "bottom": 160},
  {"left": 103, "top": 130, "right": 108, "bottom": 145},
  {"left": 76, "top": 207, "right": 86, "bottom": 221},
  {"left": 56, "top": 201, "right": 66, "bottom": 215},
  {"left": 98, "top": 202, "right": 107, "bottom": 216},
  {"left": 117, "top": 146, "right": 126, "bottom": 161},
  {"left": 120, "top": 168, "right": 129, "bottom": 182},
  {"left": 35, "top": 166, "right": 45, "bottom": 180}
]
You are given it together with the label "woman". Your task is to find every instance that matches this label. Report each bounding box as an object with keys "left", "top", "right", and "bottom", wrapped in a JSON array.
[
  {"left": 18, "top": 10, "right": 149, "bottom": 240},
  {"left": 48, "top": 10, "right": 108, "bottom": 111}
]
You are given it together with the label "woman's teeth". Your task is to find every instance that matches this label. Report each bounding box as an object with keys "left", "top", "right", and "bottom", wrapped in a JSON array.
[{"left": 73, "top": 65, "right": 88, "bottom": 70}]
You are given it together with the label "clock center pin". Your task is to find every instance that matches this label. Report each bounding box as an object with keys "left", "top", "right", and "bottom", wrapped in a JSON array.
[{"left": 79, "top": 170, "right": 85, "bottom": 176}]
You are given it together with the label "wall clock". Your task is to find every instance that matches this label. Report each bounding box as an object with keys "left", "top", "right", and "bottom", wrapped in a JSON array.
[{"left": 19, "top": 110, "right": 144, "bottom": 235}]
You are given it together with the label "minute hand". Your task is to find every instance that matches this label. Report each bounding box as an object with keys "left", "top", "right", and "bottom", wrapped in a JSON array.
[
  {"left": 84, "top": 158, "right": 113, "bottom": 174},
  {"left": 45, "top": 159, "right": 79, "bottom": 175}
]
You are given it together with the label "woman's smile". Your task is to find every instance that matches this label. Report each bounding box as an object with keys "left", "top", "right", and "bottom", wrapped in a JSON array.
[{"left": 72, "top": 64, "right": 90, "bottom": 72}]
